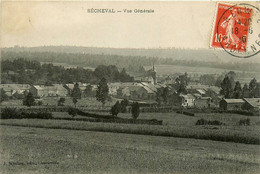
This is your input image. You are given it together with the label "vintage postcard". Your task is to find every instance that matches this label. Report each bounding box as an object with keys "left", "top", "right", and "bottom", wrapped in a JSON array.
[{"left": 0, "top": 1, "right": 260, "bottom": 174}]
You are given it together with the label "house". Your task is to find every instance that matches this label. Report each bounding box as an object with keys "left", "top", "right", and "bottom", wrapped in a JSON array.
[
  {"left": 108, "top": 83, "right": 121, "bottom": 96},
  {"left": 187, "top": 85, "right": 221, "bottom": 95},
  {"left": 134, "top": 64, "right": 157, "bottom": 85},
  {"left": 219, "top": 99, "right": 245, "bottom": 110},
  {"left": 30, "top": 85, "right": 67, "bottom": 97},
  {"left": 64, "top": 83, "right": 89, "bottom": 96},
  {"left": 134, "top": 76, "right": 154, "bottom": 84},
  {"left": 187, "top": 88, "right": 206, "bottom": 96},
  {"left": 195, "top": 97, "right": 212, "bottom": 108},
  {"left": 180, "top": 94, "right": 195, "bottom": 107},
  {"left": 242, "top": 98, "right": 260, "bottom": 111},
  {"left": 117, "top": 84, "right": 156, "bottom": 100},
  {"left": 0, "top": 84, "right": 31, "bottom": 99},
  {"left": 53, "top": 84, "right": 68, "bottom": 97}
]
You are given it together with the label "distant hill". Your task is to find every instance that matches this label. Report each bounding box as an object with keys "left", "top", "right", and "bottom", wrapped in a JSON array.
[
  {"left": 2, "top": 46, "right": 260, "bottom": 73},
  {"left": 2, "top": 45, "right": 259, "bottom": 63}
]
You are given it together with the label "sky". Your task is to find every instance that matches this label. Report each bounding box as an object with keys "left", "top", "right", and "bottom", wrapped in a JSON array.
[
  {"left": 0, "top": 1, "right": 232, "bottom": 48},
  {"left": 1, "top": 1, "right": 259, "bottom": 63}
]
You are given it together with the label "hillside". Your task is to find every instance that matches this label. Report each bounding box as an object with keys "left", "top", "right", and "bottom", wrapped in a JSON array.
[{"left": 2, "top": 46, "right": 260, "bottom": 73}]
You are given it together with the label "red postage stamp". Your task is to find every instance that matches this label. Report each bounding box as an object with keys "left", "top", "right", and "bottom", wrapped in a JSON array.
[{"left": 211, "top": 3, "right": 252, "bottom": 53}]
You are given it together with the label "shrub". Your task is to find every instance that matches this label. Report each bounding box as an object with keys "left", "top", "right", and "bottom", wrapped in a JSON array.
[
  {"left": 23, "top": 92, "right": 35, "bottom": 107},
  {"left": 196, "top": 119, "right": 224, "bottom": 126},
  {"left": 58, "top": 97, "right": 66, "bottom": 106},
  {"left": 131, "top": 102, "right": 140, "bottom": 120},
  {"left": 239, "top": 118, "right": 250, "bottom": 126},
  {"left": 196, "top": 119, "right": 208, "bottom": 125},
  {"left": 0, "top": 107, "right": 21, "bottom": 119},
  {"left": 68, "top": 107, "right": 78, "bottom": 117},
  {"left": 110, "top": 101, "right": 121, "bottom": 117},
  {"left": 20, "top": 112, "right": 53, "bottom": 119},
  {"left": 0, "top": 108, "right": 53, "bottom": 119},
  {"left": 120, "top": 99, "right": 129, "bottom": 113},
  {"left": 38, "top": 100, "right": 43, "bottom": 106},
  {"left": 230, "top": 110, "right": 255, "bottom": 116}
]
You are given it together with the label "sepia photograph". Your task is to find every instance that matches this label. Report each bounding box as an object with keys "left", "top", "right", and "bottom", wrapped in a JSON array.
[{"left": 0, "top": 1, "right": 260, "bottom": 174}]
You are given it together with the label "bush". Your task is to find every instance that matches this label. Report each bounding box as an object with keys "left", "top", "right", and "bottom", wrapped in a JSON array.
[
  {"left": 58, "top": 97, "right": 65, "bottom": 106},
  {"left": 120, "top": 99, "right": 129, "bottom": 113},
  {"left": 0, "top": 108, "right": 53, "bottom": 119},
  {"left": 23, "top": 92, "right": 35, "bottom": 107},
  {"left": 110, "top": 101, "right": 121, "bottom": 117},
  {"left": 38, "top": 100, "right": 43, "bottom": 106},
  {"left": 229, "top": 110, "right": 255, "bottom": 116},
  {"left": 239, "top": 118, "right": 250, "bottom": 126},
  {"left": 131, "top": 102, "right": 140, "bottom": 120},
  {"left": 196, "top": 119, "right": 224, "bottom": 126},
  {"left": 20, "top": 112, "right": 53, "bottom": 119},
  {"left": 68, "top": 107, "right": 78, "bottom": 117},
  {"left": 0, "top": 107, "right": 21, "bottom": 119}
]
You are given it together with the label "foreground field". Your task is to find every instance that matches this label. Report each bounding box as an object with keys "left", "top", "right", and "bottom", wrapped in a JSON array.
[
  {"left": 1, "top": 116, "right": 260, "bottom": 144},
  {"left": 1, "top": 126, "right": 260, "bottom": 174}
]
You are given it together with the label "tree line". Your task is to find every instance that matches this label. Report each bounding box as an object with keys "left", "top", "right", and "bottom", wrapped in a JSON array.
[
  {"left": 220, "top": 76, "right": 260, "bottom": 99},
  {"left": 1, "top": 58, "right": 134, "bottom": 84},
  {"left": 3, "top": 50, "right": 260, "bottom": 73}
]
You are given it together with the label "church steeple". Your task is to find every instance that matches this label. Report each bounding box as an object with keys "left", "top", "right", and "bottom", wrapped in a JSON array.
[
  {"left": 152, "top": 62, "right": 156, "bottom": 72},
  {"left": 151, "top": 62, "right": 157, "bottom": 84}
]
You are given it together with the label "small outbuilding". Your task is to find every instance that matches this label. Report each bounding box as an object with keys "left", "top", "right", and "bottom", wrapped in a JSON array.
[
  {"left": 219, "top": 99, "right": 245, "bottom": 110},
  {"left": 243, "top": 98, "right": 260, "bottom": 111}
]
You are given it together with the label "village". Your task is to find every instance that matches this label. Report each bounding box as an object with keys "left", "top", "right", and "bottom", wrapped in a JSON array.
[{"left": 1, "top": 64, "right": 260, "bottom": 113}]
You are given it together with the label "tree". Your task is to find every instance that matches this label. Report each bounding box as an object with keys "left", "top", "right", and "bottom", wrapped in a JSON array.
[
  {"left": 215, "top": 75, "right": 224, "bottom": 87},
  {"left": 110, "top": 101, "right": 121, "bottom": 117},
  {"left": 233, "top": 81, "right": 242, "bottom": 99},
  {"left": 220, "top": 76, "right": 233, "bottom": 98},
  {"left": 71, "top": 83, "right": 82, "bottom": 99},
  {"left": 138, "top": 66, "right": 146, "bottom": 73},
  {"left": 120, "top": 98, "right": 129, "bottom": 113},
  {"left": 23, "top": 92, "right": 35, "bottom": 107},
  {"left": 162, "top": 87, "right": 169, "bottom": 104},
  {"left": 96, "top": 77, "right": 109, "bottom": 106},
  {"left": 119, "top": 68, "right": 134, "bottom": 82},
  {"left": 175, "top": 73, "right": 189, "bottom": 94},
  {"left": 199, "top": 74, "right": 216, "bottom": 86},
  {"left": 156, "top": 87, "right": 164, "bottom": 106},
  {"left": 84, "top": 85, "right": 93, "bottom": 97},
  {"left": 256, "top": 83, "right": 260, "bottom": 98},
  {"left": 249, "top": 78, "right": 258, "bottom": 97},
  {"left": 227, "top": 71, "right": 236, "bottom": 80},
  {"left": 131, "top": 102, "right": 140, "bottom": 120},
  {"left": 0, "top": 89, "right": 9, "bottom": 103},
  {"left": 242, "top": 83, "right": 250, "bottom": 98},
  {"left": 72, "top": 98, "right": 78, "bottom": 108},
  {"left": 58, "top": 97, "right": 66, "bottom": 106}
]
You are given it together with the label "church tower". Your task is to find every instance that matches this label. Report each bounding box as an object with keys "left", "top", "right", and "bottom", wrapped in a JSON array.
[{"left": 151, "top": 62, "right": 157, "bottom": 85}]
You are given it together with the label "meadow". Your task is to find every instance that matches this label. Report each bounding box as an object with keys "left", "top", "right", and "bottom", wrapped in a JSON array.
[
  {"left": 1, "top": 111, "right": 260, "bottom": 144},
  {"left": 1, "top": 97, "right": 260, "bottom": 144},
  {"left": 1, "top": 126, "right": 260, "bottom": 174},
  {"left": 0, "top": 97, "right": 116, "bottom": 110}
]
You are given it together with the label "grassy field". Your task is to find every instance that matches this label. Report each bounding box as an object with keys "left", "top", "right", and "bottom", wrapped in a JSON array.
[
  {"left": 1, "top": 112, "right": 260, "bottom": 144},
  {"left": 0, "top": 97, "right": 116, "bottom": 108},
  {"left": 1, "top": 126, "right": 260, "bottom": 174},
  {"left": 51, "top": 111, "right": 260, "bottom": 126}
]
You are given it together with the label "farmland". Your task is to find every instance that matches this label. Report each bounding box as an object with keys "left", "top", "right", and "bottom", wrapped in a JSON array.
[
  {"left": 1, "top": 111, "right": 260, "bottom": 144},
  {"left": 0, "top": 97, "right": 116, "bottom": 108},
  {"left": 1, "top": 126, "right": 260, "bottom": 174}
]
